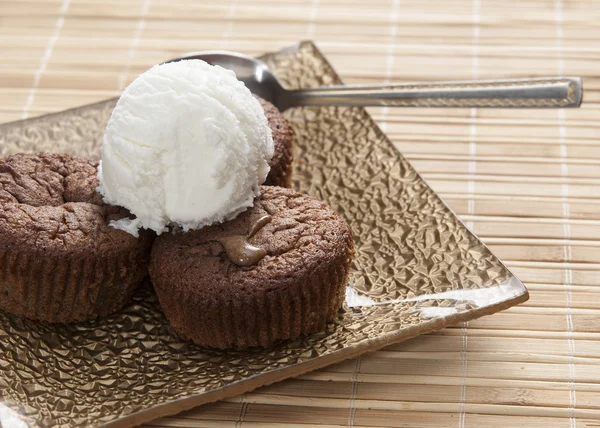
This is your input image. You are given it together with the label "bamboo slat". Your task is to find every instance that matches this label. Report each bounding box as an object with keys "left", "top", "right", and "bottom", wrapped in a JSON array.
[{"left": 1, "top": 0, "right": 599, "bottom": 426}]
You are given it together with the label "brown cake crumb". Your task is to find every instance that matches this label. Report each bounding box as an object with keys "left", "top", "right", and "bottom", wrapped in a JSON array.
[
  {"left": 0, "top": 153, "right": 154, "bottom": 323},
  {"left": 149, "top": 186, "right": 354, "bottom": 350},
  {"left": 259, "top": 97, "right": 294, "bottom": 187}
]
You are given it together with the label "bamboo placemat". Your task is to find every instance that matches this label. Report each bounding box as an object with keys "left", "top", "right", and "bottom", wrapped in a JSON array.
[{"left": 1, "top": 0, "right": 599, "bottom": 427}]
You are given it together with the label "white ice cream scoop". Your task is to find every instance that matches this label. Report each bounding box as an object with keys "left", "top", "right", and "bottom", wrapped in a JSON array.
[{"left": 97, "top": 60, "right": 274, "bottom": 236}]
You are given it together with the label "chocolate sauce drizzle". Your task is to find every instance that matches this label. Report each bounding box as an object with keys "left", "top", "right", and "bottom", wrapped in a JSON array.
[{"left": 216, "top": 215, "right": 272, "bottom": 267}]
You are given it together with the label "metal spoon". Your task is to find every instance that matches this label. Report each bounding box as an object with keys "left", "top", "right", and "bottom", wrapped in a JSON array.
[{"left": 172, "top": 50, "right": 582, "bottom": 111}]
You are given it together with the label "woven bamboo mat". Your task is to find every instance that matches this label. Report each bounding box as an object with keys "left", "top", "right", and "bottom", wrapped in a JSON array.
[{"left": 1, "top": 0, "right": 600, "bottom": 426}]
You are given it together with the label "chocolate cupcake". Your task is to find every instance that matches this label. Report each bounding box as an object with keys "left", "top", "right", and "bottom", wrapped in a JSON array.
[
  {"left": 0, "top": 153, "right": 154, "bottom": 323},
  {"left": 149, "top": 186, "right": 354, "bottom": 349},
  {"left": 259, "top": 97, "right": 294, "bottom": 187}
]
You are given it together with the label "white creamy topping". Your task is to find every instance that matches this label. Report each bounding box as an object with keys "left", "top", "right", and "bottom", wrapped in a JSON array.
[{"left": 97, "top": 60, "right": 274, "bottom": 236}]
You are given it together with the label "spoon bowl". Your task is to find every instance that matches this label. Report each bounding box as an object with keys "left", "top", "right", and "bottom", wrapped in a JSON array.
[{"left": 170, "top": 51, "right": 287, "bottom": 107}]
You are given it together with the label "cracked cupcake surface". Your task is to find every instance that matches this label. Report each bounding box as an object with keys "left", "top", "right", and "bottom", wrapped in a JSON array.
[
  {"left": 259, "top": 97, "right": 294, "bottom": 188},
  {"left": 0, "top": 153, "right": 154, "bottom": 323},
  {"left": 149, "top": 186, "right": 355, "bottom": 350}
]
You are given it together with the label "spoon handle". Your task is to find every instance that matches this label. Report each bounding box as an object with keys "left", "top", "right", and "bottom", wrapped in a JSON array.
[{"left": 288, "top": 77, "right": 582, "bottom": 108}]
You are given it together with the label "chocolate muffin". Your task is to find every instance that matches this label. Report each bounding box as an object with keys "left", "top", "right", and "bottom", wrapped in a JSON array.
[
  {"left": 149, "top": 186, "right": 354, "bottom": 349},
  {"left": 259, "top": 97, "right": 294, "bottom": 187},
  {"left": 0, "top": 153, "right": 154, "bottom": 323}
]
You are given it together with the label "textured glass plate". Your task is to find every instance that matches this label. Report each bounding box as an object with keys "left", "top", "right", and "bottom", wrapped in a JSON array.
[{"left": 0, "top": 41, "right": 528, "bottom": 428}]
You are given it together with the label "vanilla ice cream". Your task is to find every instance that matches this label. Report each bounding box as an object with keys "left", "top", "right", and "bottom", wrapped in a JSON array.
[{"left": 97, "top": 60, "right": 274, "bottom": 236}]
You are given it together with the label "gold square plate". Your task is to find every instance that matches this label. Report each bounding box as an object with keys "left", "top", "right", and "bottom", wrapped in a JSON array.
[{"left": 0, "top": 41, "right": 528, "bottom": 428}]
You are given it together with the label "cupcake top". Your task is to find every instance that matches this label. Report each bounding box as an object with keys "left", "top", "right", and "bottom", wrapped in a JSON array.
[
  {"left": 0, "top": 153, "right": 149, "bottom": 254},
  {"left": 258, "top": 97, "right": 294, "bottom": 187},
  {"left": 150, "top": 186, "right": 354, "bottom": 296}
]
